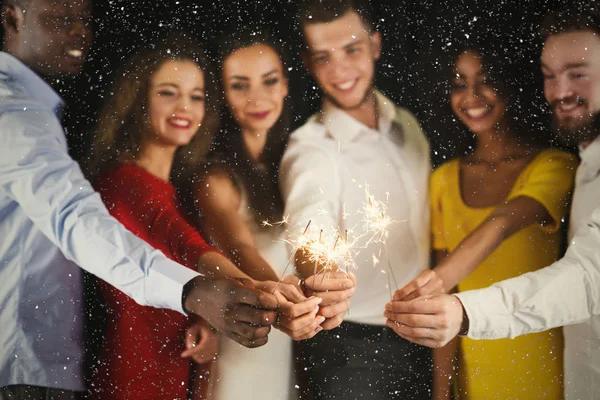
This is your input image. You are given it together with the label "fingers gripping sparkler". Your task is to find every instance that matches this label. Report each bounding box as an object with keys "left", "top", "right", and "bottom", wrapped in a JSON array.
[{"left": 265, "top": 216, "right": 357, "bottom": 292}]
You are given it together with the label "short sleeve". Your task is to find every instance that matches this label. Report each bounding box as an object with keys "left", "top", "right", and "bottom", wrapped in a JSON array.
[
  {"left": 430, "top": 163, "right": 452, "bottom": 251},
  {"left": 508, "top": 149, "right": 578, "bottom": 233}
]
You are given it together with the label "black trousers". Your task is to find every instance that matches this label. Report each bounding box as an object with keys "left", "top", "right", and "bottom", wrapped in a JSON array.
[
  {"left": 0, "top": 385, "right": 80, "bottom": 400},
  {"left": 295, "top": 321, "right": 433, "bottom": 399}
]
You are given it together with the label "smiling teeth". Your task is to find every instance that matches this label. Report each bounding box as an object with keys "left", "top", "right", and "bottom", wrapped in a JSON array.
[
  {"left": 336, "top": 81, "right": 354, "bottom": 90},
  {"left": 466, "top": 108, "right": 488, "bottom": 118},
  {"left": 559, "top": 103, "right": 578, "bottom": 111},
  {"left": 67, "top": 49, "right": 83, "bottom": 58},
  {"left": 170, "top": 119, "right": 190, "bottom": 127}
]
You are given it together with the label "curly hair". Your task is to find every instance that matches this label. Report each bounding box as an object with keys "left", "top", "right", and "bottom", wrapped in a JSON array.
[
  {"left": 88, "top": 32, "right": 219, "bottom": 183},
  {"left": 432, "top": 19, "right": 549, "bottom": 159}
]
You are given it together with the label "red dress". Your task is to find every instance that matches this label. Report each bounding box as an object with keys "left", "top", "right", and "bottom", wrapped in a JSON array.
[{"left": 91, "top": 164, "right": 213, "bottom": 400}]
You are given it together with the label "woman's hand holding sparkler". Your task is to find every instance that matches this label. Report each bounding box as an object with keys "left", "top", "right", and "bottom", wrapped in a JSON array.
[
  {"left": 253, "top": 277, "right": 327, "bottom": 341},
  {"left": 392, "top": 269, "right": 446, "bottom": 301},
  {"left": 291, "top": 232, "right": 357, "bottom": 331},
  {"left": 303, "top": 270, "right": 356, "bottom": 330}
]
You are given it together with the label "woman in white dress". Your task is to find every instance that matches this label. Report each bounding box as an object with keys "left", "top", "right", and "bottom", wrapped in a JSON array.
[{"left": 189, "top": 30, "right": 300, "bottom": 400}]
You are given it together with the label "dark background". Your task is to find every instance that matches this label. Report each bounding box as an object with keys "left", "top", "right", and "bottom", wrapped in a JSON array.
[
  {"left": 1, "top": 0, "right": 574, "bottom": 165},
  {"left": 0, "top": 0, "right": 576, "bottom": 394}
]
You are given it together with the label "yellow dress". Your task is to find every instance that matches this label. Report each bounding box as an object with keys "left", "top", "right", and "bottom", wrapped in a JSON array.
[{"left": 431, "top": 149, "right": 578, "bottom": 400}]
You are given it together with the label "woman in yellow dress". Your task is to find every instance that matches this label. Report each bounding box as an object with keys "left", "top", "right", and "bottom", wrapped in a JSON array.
[{"left": 396, "top": 36, "right": 578, "bottom": 398}]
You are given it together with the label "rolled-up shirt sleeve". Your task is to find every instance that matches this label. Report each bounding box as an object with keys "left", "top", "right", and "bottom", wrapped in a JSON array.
[
  {"left": 0, "top": 108, "right": 199, "bottom": 314},
  {"left": 456, "top": 205, "right": 600, "bottom": 339}
]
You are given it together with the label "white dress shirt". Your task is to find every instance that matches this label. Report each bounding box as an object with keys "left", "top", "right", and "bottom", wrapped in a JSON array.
[
  {"left": 0, "top": 52, "right": 199, "bottom": 390},
  {"left": 456, "top": 135, "right": 600, "bottom": 399},
  {"left": 564, "top": 135, "right": 600, "bottom": 400},
  {"left": 280, "top": 91, "right": 430, "bottom": 326}
]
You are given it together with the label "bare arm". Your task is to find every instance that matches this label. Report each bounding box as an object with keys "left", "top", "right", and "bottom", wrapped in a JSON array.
[
  {"left": 396, "top": 196, "right": 551, "bottom": 299},
  {"left": 435, "top": 196, "right": 550, "bottom": 291},
  {"left": 194, "top": 171, "right": 279, "bottom": 281},
  {"left": 384, "top": 205, "right": 600, "bottom": 347},
  {"left": 193, "top": 171, "right": 324, "bottom": 340},
  {"left": 195, "top": 251, "right": 251, "bottom": 280}
]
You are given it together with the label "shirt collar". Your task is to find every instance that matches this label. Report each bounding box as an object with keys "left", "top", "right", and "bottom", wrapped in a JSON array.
[
  {"left": 579, "top": 134, "right": 600, "bottom": 174},
  {"left": 0, "top": 52, "right": 63, "bottom": 115},
  {"left": 319, "top": 90, "right": 396, "bottom": 143}
]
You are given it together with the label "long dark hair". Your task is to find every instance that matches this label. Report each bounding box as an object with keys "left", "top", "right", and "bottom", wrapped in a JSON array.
[
  {"left": 88, "top": 32, "right": 219, "bottom": 183},
  {"left": 431, "top": 19, "right": 549, "bottom": 161},
  {"left": 207, "top": 28, "right": 291, "bottom": 224}
]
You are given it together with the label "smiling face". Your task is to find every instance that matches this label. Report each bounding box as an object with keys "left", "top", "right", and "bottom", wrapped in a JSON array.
[
  {"left": 542, "top": 29, "right": 600, "bottom": 145},
  {"left": 145, "top": 60, "right": 206, "bottom": 148},
  {"left": 4, "top": 0, "right": 93, "bottom": 77},
  {"left": 449, "top": 50, "right": 507, "bottom": 136},
  {"left": 302, "top": 10, "right": 380, "bottom": 110},
  {"left": 222, "top": 43, "right": 288, "bottom": 135}
]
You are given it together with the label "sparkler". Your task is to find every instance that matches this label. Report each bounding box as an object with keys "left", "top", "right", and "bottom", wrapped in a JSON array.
[
  {"left": 270, "top": 219, "right": 355, "bottom": 294},
  {"left": 271, "top": 220, "right": 311, "bottom": 293},
  {"left": 268, "top": 185, "right": 400, "bottom": 301},
  {"left": 294, "top": 227, "right": 356, "bottom": 285},
  {"left": 360, "top": 187, "right": 399, "bottom": 298},
  {"left": 261, "top": 215, "right": 289, "bottom": 228},
  {"left": 360, "top": 188, "right": 393, "bottom": 246}
]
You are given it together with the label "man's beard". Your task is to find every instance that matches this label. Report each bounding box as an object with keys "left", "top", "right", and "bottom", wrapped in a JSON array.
[
  {"left": 550, "top": 96, "right": 599, "bottom": 146},
  {"left": 323, "top": 82, "right": 375, "bottom": 112},
  {"left": 552, "top": 111, "right": 600, "bottom": 147}
]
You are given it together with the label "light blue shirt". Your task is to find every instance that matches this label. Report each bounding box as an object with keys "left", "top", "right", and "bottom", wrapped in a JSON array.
[{"left": 0, "top": 52, "right": 199, "bottom": 390}]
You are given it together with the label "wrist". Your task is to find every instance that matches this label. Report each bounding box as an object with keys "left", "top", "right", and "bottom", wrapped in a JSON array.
[
  {"left": 458, "top": 302, "right": 470, "bottom": 337},
  {"left": 434, "top": 265, "right": 452, "bottom": 293},
  {"left": 182, "top": 276, "right": 209, "bottom": 316},
  {"left": 182, "top": 277, "right": 197, "bottom": 315}
]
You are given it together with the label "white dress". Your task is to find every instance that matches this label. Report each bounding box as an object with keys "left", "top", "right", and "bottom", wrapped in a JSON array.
[{"left": 208, "top": 187, "right": 298, "bottom": 400}]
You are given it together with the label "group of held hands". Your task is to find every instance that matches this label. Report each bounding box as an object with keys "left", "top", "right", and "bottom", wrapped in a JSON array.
[
  {"left": 181, "top": 270, "right": 356, "bottom": 364},
  {"left": 180, "top": 266, "right": 468, "bottom": 364}
]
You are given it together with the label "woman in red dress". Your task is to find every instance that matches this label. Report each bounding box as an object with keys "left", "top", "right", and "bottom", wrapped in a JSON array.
[
  {"left": 86, "top": 36, "right": 318, "bottom": 400},
  {"left": 86, "top": 36, "right": 220, "bottom": 400}
]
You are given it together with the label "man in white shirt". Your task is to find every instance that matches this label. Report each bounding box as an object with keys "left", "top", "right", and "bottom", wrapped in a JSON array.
[
  {"left": 384, "top": 7, "right": 600, "bottom": 400},
  {"left": 280, "top": 0, "right": 432, "bottom": 398},
  {"left": 0, "top": 0, "right": 300, "bottom": 398}
]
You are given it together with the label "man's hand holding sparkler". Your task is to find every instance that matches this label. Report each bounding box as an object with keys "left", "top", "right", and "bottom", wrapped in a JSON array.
[
  {"left": 383, "top": 294, "right": 468, "bottom": 348},
  {"left": 183, "top": 276, "right": 279, "bottom": 348}
]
